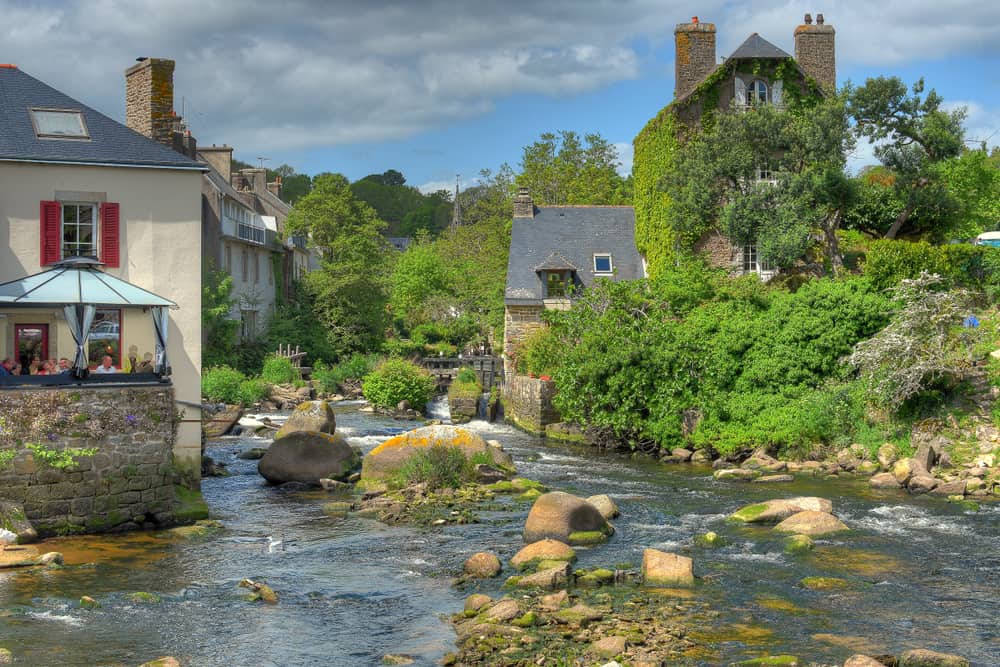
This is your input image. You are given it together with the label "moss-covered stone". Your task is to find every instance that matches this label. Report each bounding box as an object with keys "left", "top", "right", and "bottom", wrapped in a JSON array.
[
  {"left": 730, "top": 503, "right": 768, "bottom": 522},
  {"left": 736, "top": 656, "right": 800, "bottom": 666},
  {"left": 127, "top": 592, "right": 162, "bottom": 604},
  {"left": 511, "top": 611, "right": 538, "bottom": 627},
  {"left": 568, "top": 530, "right": 609, "bottom": 545},
  {"left": 800, "top": 577, "right": 851, "bottom": 590},
  {"left": 173, "top": 485, "right": 209, "bottom": 523},
  {"left": 784, "top": 535, "right": 814, "bottom": 555},
  {"left": 80, "top": 595, "right": 100, "bottom": 609},
  {"left": 694, "top": 531, "right": 726, "bottom": 548},
  {"left": 517, "top": 488, "right": 543, "bottom": 502}
]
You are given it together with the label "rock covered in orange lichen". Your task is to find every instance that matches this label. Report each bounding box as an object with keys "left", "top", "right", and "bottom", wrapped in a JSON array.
[{"left": 361, "top": 425, "right": 513, "bottom": 482}]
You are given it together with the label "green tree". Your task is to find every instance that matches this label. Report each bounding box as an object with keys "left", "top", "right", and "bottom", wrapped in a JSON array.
[
  {"left": 938, "top": 146, "right": 1000, "bottom": 239},
  {"left": 286, "top": 173, "right": 391, "bottom": 354},
  {"left": 202, "top": 267, "right": 238, "bottom": 367},
  {"left": 847, "top": 76, "right": 966, "bottom": 239},
  {"left": 350, "top": 172, "right": 436, "bottom": 236},
  {"left": 517, "top": 131, "right": 630, "bottom": 205},
  {"left": 389, "top": 233, "right": 452, "bottom": 325}
]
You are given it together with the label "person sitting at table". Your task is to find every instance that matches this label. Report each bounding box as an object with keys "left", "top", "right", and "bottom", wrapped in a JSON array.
[
  {"left": 136, "top": 352, "right": 154, "bottom": 373},
  {"left": 27, "top": 356, "right": 41, "bottom": 375},
  {"left": 58, "top": 358, "right": 72, "bottom": 374},
  {"left": 0, "top": 358, "right": 13, "bottom": 376},
  {"left": 94, "top": 355, "right": 117, "bottom": 374},
  {"left": 123, "top": 345, "right": 139, "bottom": 373}
]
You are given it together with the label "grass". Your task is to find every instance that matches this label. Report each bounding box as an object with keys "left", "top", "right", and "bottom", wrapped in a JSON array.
[{"left": 391, "top": 445, "right": 475, "bottom": 490}]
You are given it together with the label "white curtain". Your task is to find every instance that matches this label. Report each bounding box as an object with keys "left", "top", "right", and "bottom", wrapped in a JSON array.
[
  {"left": 151, "top": 307, "right": 170, "bottom": 376},
  {"left": 63, "top": 304, "right": 96, "bottom": 378},
  {"left": 734, "top": 77, "right": 747, "bottom": 108}
]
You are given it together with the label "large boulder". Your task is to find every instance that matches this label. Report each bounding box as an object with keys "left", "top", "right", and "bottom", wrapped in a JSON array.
[
  {"left": 515, "top": 562, "right": 570, "bottom": 590},
  {"left": 274, "top": 401, "right": 336, "bottom": 440},
  {"left": 202, "top": 404, "right": 243, "bottom": 438},
  {"left": 510, "top": 539, "right": 576, "bottom": 570},
  {"left": 869, "top": 473, "right": 902, "bottom": 489},
  {"left": 585, "top": 494, "right": 620, "bottom": 519},
  {"left": 641, "top": 549, "right": 694, "bottom": 587},
  {"left": 907, "top": 474, "right": 938, "bottom": 495},
  {"left": 258, "top": 431, "right": 359, "bottom": 485},
  {"left": 899, "top": 648, "right": 970, "bottom": 667},
  {"left": 773, "top": 511, "right": 849, "bottom": 537},
  {"left": 522, "top": 492, "right": 612, "bottom": 544},
  {"left": 729, "top": 497, "right": 833, "bottom": 524},
  {"left": 845, "top": 656, "right": 888, "bottom": 667},
  {"left": 0, "top": 501, "right": 37, "bottom": 544},
  {"left": 360, "top": 426, "right": 512, "bottom": 483}
]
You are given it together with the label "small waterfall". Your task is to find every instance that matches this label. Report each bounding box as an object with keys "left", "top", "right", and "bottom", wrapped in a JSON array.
[
  {"left": 476, "top": 392, "right": 491, "bottom": 421},
  {"left": 424, "top": 394, "right": 452, "bottom": 423}
]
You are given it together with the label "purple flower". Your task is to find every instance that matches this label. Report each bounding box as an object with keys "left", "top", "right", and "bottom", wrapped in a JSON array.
[
  {"left": 125, "top": 415, "right": 138, "bottom": 425},
  {"left": 47, "top": 432, "right": 58, "bottom": 441}
]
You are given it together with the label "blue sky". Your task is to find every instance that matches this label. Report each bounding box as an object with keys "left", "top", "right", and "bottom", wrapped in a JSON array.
[{"left": 3, "top": 1, "right": 998, "bottom": 193}]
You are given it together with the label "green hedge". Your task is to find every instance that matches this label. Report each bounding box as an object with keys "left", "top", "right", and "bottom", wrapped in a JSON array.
[
  {"left": 863, "top": 240, "right": 1000, "bottom": 292},
  {"left": 362, "top": 358, "right": 437, "bottom": 410},
  {"left": 261, "top": 355, "right": 297, "bottom": 385}
]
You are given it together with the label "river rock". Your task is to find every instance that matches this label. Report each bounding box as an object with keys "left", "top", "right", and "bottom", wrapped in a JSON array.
[
  {"left": 511, "top": 539, "right": 576, "bottom": 570},
  {"left": 37, "top": 552, "right": 63, "bottom": 566},
  {"left": 754, "top": 474, "right": 795, "bottom": 483},
  {"left": 464, "top": 594, "right": 492, "bottom": 613},
  {"left": 463, "top": 552, "right": 502, "bottom": 578},
  {"left": 523, "top": 492, "right": 611, "bottom": 544},
  {"left": 586, "top": 494, "right": 620, "bottom": 519},
  {"left": 899, "top": 648, "right": 970, "bottom": 667},
  {"left": 138, "top": 658, "right": 181, "bottom": 667},
  {"left": 360, "top": 425, "right": 512, "bottom": 483},
  {"left": 274, "top": 400, "right": 336, "bottom": 439},
  {"left": 893, "top": 458, "right": 920, "bottom": 484},
  {"left": 591, "top": 636, "right": 627, "bottom": 659},
  {"left": 877, "top": 444, "right": 898, "bottom": 470},
  {"left": 869, "top": 473, "right": 902, "bottom": 489},
  {"left": 203, "top": 404, "right": 242, "bottom": 438},
  {"left": 729, "top": 497, "right": 833, "bottom": 524},
  {"left": 516, "top": 562, "right": 570, "bottom": 590},
  {"left": 0, "top": 648, "right": 11, "bottom": 664},
  {"left": 907, "top": 474, "right": 938, "bottom": 494},
  {"left": 0, "top": 501, "right": 37, "bottom": 544},
  {"left": 913, "top": 441, "right": 940, "bottom": 473},
  {"left": 539, "top": 589, "right": 569, "bottom": 611},
  {"left": 671, "top": 447, "right": 693, "bottom": 462},
  {"left": 928, "top": 479, "right": 966, "bottom": 497},
  {"left": 238, "top": 447, "right": 267, "bottom": 460},
  {"left": 773, "top": 511, "right": 849, "bottom": 537},
  {"left": 641, "top": 548, "right": 694, "bottom": 587},
  {"left": 258, "top": 432, "right": 360, "bottom": 485},
  {"left": 484, "top": 598, "right": 520, "bottom": 622},
  {"left": 714, "top": 468, "right": 760, "bottom": 481},
  {"left": 844, "top": 656, "right": 887, "bottom": 667}
]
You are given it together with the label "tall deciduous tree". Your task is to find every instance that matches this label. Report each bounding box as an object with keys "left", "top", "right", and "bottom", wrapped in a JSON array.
[
  {"left": 847, "top": 76, "right": 966, "bottom": 239},
  {"left": 518, "top": 131, "right": 630, "bottom": 205},
  {"left": 286, "top": 173, "right": 390, "bottom": 354}
]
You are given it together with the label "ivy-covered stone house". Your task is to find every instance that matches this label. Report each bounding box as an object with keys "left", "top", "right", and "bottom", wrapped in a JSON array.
[{"left": 633, "top": 14, "right": 835, "bottom": 278}]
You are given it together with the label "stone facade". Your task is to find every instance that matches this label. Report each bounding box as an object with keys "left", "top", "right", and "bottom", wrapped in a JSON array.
[
  {"left": 694, "top": 230, "right": 738, "bottom": 271},
  {"left": 503, "top": 304, "right": 545, "bottom": 377},
  {"left": 0, "top": 386, "right": 178, "bottom": 536},
  {"left": 794, "top": 16, "right": 836, "bottom": 92},
  {"left": 124, "top": 58, "right": 176, "bottom": 148},
  {"left": 674, "top": 19, "right": 717, "bottom": 99},
  {"left": 504, "top": 375, "right": 560, "bottom": 435}
]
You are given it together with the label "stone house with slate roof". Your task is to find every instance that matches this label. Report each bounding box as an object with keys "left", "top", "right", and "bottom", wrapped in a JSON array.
[
  {"left": 0, "top": 61, "right": 205, "bottom": 477},
  {"left": 637, "top": 14, "right": 835, "bottom": 279},
  {"left": 502, "top": 188, "right": 645, "bottom": 379}
]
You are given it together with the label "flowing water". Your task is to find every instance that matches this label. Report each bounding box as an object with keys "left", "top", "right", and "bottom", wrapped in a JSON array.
[{"left": 1, "top": 404, "right": 998, "bottom": 666}]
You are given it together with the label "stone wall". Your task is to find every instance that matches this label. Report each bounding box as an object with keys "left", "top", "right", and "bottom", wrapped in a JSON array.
[
  {"left": 694, "top": 230, "right": 739, "bottom": 272},
  {"left": 504, "top": 375, "right": 560, "bottom": 435},
  {"left": 125, "top": 57, "right": 175, "bottom": 147},
  {"left": 0, "top": 386, "right": 178, "bottom": 536},
  {"left": 503, "top": 304, "right": 545, "bottom": 377}
]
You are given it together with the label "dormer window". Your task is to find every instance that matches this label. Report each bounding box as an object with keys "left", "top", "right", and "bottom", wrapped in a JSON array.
[
  {"left": 546, "top": 271, "right": 570, "bottom": 297},
  {"left": 749, "top": 79, "right": 768, "bottom": 105},
  {"left": 31, "top": 108, "right": 89, "bottom": 139},
  {"left": 593, "top": 254, "right": 613, "bottom": 274}
]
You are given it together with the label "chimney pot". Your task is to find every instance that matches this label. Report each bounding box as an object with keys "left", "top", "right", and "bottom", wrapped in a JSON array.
[
  {"left": 817, "top": 13, "right": 824, "bottom": 25},
  {"left": 804, "top": 13, "right": 812, "bottom": 24}
]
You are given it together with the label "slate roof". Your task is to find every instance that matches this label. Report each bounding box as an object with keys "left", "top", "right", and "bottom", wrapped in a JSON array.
[
  {"left": 505, "top": 206, "right": 644, "bottom": 305},
  {"left": 0, "top": 65, "right": 203, "bottom": 170},
  {"left": 728, "top": 33, "right": 792, "bottom": 59}
]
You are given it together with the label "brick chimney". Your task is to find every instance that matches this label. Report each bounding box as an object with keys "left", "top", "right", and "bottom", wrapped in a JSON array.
[
  {"left": 794, "top": 12, "right": 836, "bottom": 92},
  {"left": 513, "top": 187, "right": 534, "bottom": 218},
  {"left": 238, "top": 168, "right": 268, "bottom": 194},
  {"left": 266, "top": 176, "right": 282, "bottom": 198},
  {"left": 125, "top": 58, "right": 177, "bottom": 147},
  {"left": 199, "top": 145, "right": 233, "bottom": 181},
  {"left": 674, "top": 17, "right": 717, "bottom": 99}
]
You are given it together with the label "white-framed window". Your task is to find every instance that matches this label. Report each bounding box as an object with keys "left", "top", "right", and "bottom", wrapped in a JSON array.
[
  {"left": 593, "top": 254, "right": 613, "bottom": 274},
  {"left": 62, "top": 203, "right": 98, "bottom": 257},
  {"left": 750, "top": 79, "right": 768, "bottom": 106},
  {"left": 31, "top": 108, "right": 89, "bottom": 139},
  {"left": 742, "top": 244, "right": 774, "bottom": 275}
]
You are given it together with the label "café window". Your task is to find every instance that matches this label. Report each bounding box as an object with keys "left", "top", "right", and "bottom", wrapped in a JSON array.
[{"left": 89, "top": 309, "right": 121, "bottom": 367}]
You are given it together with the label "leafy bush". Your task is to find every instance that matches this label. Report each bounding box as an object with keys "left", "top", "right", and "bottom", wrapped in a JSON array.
[
  {"left": 313, "top": 353, "right": 379, "bottom": 393},
  {"left": 863, "top": 239, "right": 1000, "bottom": 292},
  {"left": 381, "top": 337, "right": 424, "bottom": 359},
  {"left": 261, "top": 355, "right": 297, "bottom": 385},
  {"left": 362, "top": 358, "right": 437, "bottom": 410},
  {"left": 456, "top": 367, "right": 478, "bottom": 384},
  {"left": 449, "top": 368, "right": 482, "bottom": 401},
  {"left": 392, "top": 445, "right": 473, "bottom": 489},
  {"left": 202, "top": 366, "right": 247, "bottom": 403},
  {"left": 521, "top": 327, "right": 563, "bottom": 377},
  {"left": 238, "top": 378, "right": 271, "bottom": 405}
]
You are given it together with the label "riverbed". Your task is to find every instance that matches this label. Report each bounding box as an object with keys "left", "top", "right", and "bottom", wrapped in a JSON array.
[{"left": 1, "top": 403, "right": 998, "bottom": 666}]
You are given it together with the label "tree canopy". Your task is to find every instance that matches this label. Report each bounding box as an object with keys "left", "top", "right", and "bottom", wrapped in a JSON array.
[{"left": 517, "top": 131, "right": 631, "bottom": 205}]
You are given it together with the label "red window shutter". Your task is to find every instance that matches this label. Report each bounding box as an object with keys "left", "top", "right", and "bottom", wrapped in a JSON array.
[
  {"left": 39, "top": 200, "right": 61, "bottom": 265},
  {"left": 100, "top": 202, "right": 120, "bottom": 268}
]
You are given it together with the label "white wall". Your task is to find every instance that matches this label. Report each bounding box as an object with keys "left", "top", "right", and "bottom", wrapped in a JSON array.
[{"left": 0, "top": 161, "right": 203, "bottom": 477}]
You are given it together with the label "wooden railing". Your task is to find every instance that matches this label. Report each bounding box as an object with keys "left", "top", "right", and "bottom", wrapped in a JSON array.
[{"left": 420, "top": 356, "right": 503, "bottom": 389}]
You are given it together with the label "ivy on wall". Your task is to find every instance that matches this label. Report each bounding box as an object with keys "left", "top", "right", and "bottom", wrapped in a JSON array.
[{"left": 632, "top": 56, "right": 824, "bottom": 278}]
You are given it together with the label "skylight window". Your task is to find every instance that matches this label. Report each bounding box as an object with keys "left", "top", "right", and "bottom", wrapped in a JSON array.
[
  {"left": 593, "top": 254, "right": 613, "bottom": 273},
  {"left": 31, "top": 109, "right": 89, "bottom": 139}
]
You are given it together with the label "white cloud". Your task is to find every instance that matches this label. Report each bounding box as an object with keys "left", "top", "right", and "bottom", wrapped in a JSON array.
[
  {"left": 947, "top": 101, "right": 1000, "bottom": 148},
  {"left": 612, "top": 142, "right": 634, "bottom": 177},
  {"left": 417, "top": 180, "right": 455, "bottom": 195}
]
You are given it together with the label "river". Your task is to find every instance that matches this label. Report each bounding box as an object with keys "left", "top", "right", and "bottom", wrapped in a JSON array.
[{"left": 1, "top": 402, "right": 998, "bottom": 666}]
